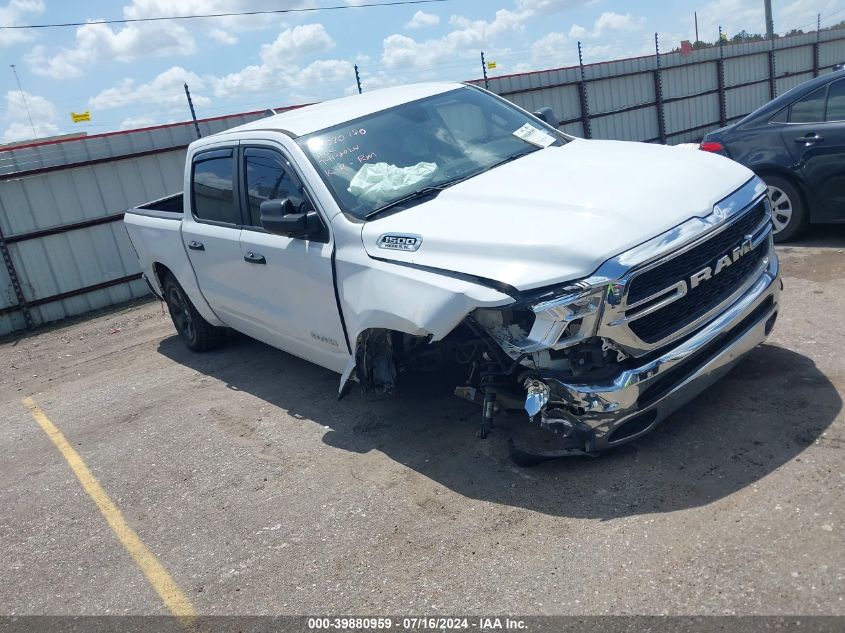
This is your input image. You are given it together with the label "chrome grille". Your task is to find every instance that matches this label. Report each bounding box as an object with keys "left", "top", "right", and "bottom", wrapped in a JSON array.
[{"left": 625, "top": 200, "right": 769, "bottom": 344}]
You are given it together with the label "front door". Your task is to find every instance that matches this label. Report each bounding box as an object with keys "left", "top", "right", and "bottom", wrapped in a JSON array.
[
  {"left": 780, "top": 78, "right": 845, "bottom": 221},
  {"left": 235, "top": 145, "right": 349, "bottom": 373}
]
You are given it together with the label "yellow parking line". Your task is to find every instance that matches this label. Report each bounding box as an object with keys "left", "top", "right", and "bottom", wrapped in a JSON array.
[{"left": 22, "top": 396, "right": 197, "bottom": 621}]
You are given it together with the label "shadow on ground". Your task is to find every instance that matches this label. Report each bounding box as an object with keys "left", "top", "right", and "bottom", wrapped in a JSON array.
[
  {"left": 159, "top": 335, "right": 840, "bottom": 519},
  {"left": 781, "top": 222, "right": 845, "bottom": 248}
]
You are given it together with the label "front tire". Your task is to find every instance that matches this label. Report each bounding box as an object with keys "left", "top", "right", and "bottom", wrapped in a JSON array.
[
  {"left": 162, "top": 273, "right": 226, "bottom": 352},
  {"left": 764, "top": 175, "right": 807, "bottom": 243}
]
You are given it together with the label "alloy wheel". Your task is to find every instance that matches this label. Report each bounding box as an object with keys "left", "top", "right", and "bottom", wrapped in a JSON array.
[
  {"left": 167, "top": 286, "right": 196, "bottom": 343},
  {"left": 767, "top": 185, "right": 793, "bottom": 234}
]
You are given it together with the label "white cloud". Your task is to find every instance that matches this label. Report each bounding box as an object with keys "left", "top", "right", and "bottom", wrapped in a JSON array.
[
  {"left": 207, "top": 22, "right": 347, "bottom": 101},
  {"left": 89, "top": 66, "right": 209, "bottom": 111},
  {"left": 120, "top": 115, "right": 158, "bottom": 130},
  {"left": 208, "top": 28, "right": 238, "bottom": 45},
  {"left": 212, "top": 58, "right": 354, "bottom": 101},
  {"left": 259, "top": 24, "right": 334, "bottom": 66},
  {"left": 532, "top": 31, "right": 569, "bottom": 63},
  {"left": 182, "top": 22, "right": 350, "bottom": 102},
  {"left": 566, "top": 11, "right": 646, "bottom": 41},
  {"left": 569, "top": 24, "right": 587, "bottom": 38},
  {"left": 776, "top": 0, "right": 839, "bottom": 33},
  {"left": 515, "top": 0, "right": 585, "bottom": 14},
  {"left": 383, "top": 8, "right": 529, "bottom": 69},
  {"left": 405, "top": 10, "right": 440, "bottom": 29},
  {"left": 122, "top": 0, "right": 314, "bottom": 33},
  {"left": 2, "top": 90, "right": 60, "bottom": 143},
  {"left": 690, "top": 0, "right": 838, "bottom": 41},
  {"left": 0, "top": 0, "right": 45, "bottom": 46},
  {"left": 27, "top": 21, "right": 196, "bottom": 79},
  {"left": 592, "top": 12, "right": 644, "bottom": 37}
]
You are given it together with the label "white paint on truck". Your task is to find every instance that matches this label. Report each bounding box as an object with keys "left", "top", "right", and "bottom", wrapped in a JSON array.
[{"left": 124, "top": 81, "right": 781, "bottom": 456}]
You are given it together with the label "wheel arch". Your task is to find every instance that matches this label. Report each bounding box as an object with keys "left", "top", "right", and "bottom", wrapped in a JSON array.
[
  {"left": 752, "top": 166, "right": 816, "bottom": 222},
  {"left": 151, "top": 262, "right": 170, "bottom": 297}
]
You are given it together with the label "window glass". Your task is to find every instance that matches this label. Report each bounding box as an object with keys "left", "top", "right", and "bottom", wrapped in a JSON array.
[
  {"left": 769, "top": 107, "right": 788, "bottom": 124},
  {"left": 789, "top": 86, "right": 826, "bottom": 123},
  {"left": 826, "top": 79, "right": 845, "bottom": 121},
  {"left": 244, "top": 148, "right": 313, "bottom": 227},
  {"left": 297, "top": 87, "right": 566, "bottom": 220},
  {"left": 192, "top": 153, "right": 237, "bottom": 224}
]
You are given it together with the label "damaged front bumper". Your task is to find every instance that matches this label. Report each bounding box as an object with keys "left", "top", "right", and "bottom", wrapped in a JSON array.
[{"left": 529, "top": 253, "right": 781, "bottom": 454}]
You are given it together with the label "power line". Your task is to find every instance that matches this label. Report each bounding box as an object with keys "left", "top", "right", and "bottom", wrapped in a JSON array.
[{"left": 0, "top": 0, "right": 453, "bottom": 30}]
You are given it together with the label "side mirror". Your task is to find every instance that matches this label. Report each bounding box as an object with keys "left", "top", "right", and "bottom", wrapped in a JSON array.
[
  {"left": 533, "top": 106, "right": 558, "bottom": 127},
  {"left": 260, "top": 199, "right": 321, "bottom": 238}
]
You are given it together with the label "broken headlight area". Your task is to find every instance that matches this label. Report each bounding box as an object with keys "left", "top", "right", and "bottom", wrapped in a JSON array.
[
  {"left": 470, "top": 284, "right": 632, "bottom": 441},
  {"left": 471, "top": 282, "right": 626, "bottom": 376}
]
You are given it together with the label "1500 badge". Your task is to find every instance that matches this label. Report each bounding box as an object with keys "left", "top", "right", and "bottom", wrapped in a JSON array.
[{"left": 377, "top": 233, "right": 422, "bottom": 252}]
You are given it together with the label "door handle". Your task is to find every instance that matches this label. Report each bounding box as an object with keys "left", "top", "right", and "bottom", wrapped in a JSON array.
[
  {"left": 244, "top": 251, "right": 266, "bottom": 264},
  {"left": 794, "top": 133, "right": 823, "bottom": 144},
  {"left": 187, "top": 240, "right": 205, "bottom": 251}
]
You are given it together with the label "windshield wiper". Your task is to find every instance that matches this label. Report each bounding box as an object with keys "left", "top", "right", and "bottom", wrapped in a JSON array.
[
  {"left": 364, "top": 176, "right": 468, "bottom": 220},
  {"left": 483, "top": 145, "right": 542, "bottom": 172}
]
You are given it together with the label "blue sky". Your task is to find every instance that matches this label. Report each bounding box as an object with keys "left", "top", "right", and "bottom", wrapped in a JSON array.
[{"left": 1, "top": 0, "right": 842, "bottom": 142}]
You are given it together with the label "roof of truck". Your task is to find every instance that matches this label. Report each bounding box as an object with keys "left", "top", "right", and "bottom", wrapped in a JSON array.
[{"left": 218, "top": 82, "right": 465, "bottom": 138}]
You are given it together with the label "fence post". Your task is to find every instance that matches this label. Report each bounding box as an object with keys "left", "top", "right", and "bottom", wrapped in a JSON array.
[
  {"left": 813, "top": 13, "right": 821, "bottom": 77},
  {"left": 0, "top": 226, "right": 34, "bottom": 329},
  {"left": 653, "top": 33, "right": 666, "bottom": 144},
  {"left": 354, "top": 64, "right": 362, "bottom": 94},
  {"left": 183, "top": 83, "right": 201, "bottom": 140},
  {"left": 767, "top": 40, "right": 777, "bottom": 100},
  {"left": 577, "top": 41, "right": 592, "bottom": 139},
  {"left": 717, "top": 26, "right": 727, "bottom": 128}
]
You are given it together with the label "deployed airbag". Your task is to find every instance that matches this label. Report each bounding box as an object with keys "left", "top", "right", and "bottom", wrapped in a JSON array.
[{"left": 348, "top": 161, "right": 438, "bottom": 202}]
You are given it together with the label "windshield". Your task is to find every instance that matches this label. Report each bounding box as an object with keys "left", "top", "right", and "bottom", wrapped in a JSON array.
[{"left": 297, "top": 86, "right": 567, "bottom": 219}]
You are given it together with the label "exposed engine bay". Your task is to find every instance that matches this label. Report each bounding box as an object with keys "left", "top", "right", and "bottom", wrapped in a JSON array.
[{"left": 348, "top": 290, "right": 631, "bottom": 458}]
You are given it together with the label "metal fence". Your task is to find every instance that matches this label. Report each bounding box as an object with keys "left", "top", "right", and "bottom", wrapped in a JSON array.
[
  {"left": 1, "top": 28, "right": 844, "bottom": 336},
  {"left": 0, "top": 109, "right": 297, "bottom": 335},
  {"left": 473, "top": 27, "right": 845, "bottom": 144}
]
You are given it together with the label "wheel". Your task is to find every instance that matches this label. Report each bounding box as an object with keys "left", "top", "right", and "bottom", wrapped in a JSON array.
[
  {"left": 162, "top": 273, "right": 226, "bottom": 352},
  {"left": 764, "top": 175, "right": 807, "bottom": 243}
]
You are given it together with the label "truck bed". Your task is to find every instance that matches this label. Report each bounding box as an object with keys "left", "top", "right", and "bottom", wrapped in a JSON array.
[{"left": 133, "top": 193, "right": 183, "bottom": 215}]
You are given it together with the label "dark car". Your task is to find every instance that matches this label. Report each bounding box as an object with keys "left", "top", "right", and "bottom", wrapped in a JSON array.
[{"left": 700, "top": 69, "right": 845, "bottom": 241}]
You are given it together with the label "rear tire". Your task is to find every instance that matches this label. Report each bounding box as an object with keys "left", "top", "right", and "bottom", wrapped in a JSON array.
[
  {"left": 162, "top": 273, "right": 226, "bottom": 352},
  {"left": 763, "top": 175, "right": 807, "bottom": 243}
]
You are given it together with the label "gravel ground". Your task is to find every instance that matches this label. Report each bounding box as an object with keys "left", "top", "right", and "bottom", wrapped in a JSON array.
[{"left": 1, "top": 226, "right": 843, "bottom": 616}]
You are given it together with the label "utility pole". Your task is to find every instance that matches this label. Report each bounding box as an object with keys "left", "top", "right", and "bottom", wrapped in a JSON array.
[
  {"left": 9, "top": 64, "right": 38, "bottom": 139},
  {"left": 764, "top": 0, "right": 774, "bottom": 39},
  {"left": 354, "top": 64, "right": 362, "bottom": 94},
  {"left": 480, "top": 51, "right": 489, "bottom": 90},
  {"left": 183, "top": 83, "right": 201, "bottom": 139},
  {"left": 694, "top": 11, "right": 699, "bottom": 42}
]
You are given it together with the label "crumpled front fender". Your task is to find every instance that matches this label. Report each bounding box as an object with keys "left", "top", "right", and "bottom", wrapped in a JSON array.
[{"left": 335, "top": 244, "right": 514, "bottom": 394}]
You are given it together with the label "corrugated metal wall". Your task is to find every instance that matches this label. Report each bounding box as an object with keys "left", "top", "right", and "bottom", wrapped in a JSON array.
[
  {"left": 1, "top": 28, "right": 844, "bottom": 336},
  {"left": 0, "top": 110, "right": 274, "bottom": 336},
  {"left": 475, "top": 28, "right": 845, "bottom": 145}
]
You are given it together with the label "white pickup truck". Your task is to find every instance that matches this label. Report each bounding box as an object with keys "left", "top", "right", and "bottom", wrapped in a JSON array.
[{"left": 125, "top": 82, "right": 781, "bottom": 458}]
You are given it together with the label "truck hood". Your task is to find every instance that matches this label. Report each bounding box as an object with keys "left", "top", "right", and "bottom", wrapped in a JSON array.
[{"left": 360, "top": 139, "right": 754, "bottom": 292}]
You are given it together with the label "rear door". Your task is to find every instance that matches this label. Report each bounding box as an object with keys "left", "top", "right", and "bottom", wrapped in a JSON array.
[
  {"left": 235, "top": 144, "right": 349, "bottom": 373},
  {"left": 780, "top": 78, "right": 845, "bottom": 220},
  {"left": 180, "top": 147, "right": 251, "bottom": 329}
]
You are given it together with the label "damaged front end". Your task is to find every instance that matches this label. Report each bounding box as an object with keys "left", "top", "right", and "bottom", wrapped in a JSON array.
[
  {"left": 467, "top": 185, "right": 782, "bottom": 458},
  {"left": 467, "top": 282, "right": 631, "bottom": 455}
]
